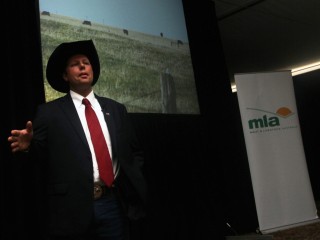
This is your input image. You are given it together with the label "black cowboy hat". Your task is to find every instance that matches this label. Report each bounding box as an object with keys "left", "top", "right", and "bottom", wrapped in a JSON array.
[{"left": 46, "top": 40, "right": 100, "bottom": 93}]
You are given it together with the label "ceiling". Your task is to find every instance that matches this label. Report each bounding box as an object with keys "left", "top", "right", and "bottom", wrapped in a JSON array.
[{"left": 212, "top": 0, "right": 320, "bottom": 85}]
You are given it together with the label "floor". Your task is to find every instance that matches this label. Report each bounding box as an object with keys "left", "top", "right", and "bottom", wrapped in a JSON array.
[
  {"left": 236, "top": 201, "right": 320, "bottom": 240},
  {"left": 272, "top": 221, "right": 320, "bottom": 240}
]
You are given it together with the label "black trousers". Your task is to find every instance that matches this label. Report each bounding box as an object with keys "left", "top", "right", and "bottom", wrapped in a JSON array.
[{"left": 47, "top": 191, "right": 128, "bottom": 240}]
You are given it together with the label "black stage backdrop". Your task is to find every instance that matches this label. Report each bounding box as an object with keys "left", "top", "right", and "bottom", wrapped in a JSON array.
[{"left": 1, "top": 0, "right": 271, "bottom": 239}]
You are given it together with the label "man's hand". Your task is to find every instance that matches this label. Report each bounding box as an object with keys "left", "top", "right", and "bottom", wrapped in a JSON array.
[{"left": 8, "top": 121, "right": 33, "bottom": 153}]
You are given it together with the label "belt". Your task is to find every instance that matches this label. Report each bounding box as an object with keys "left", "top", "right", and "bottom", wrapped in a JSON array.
[{"left": 93, "top": 181, "right": 116, "bottom": 200}]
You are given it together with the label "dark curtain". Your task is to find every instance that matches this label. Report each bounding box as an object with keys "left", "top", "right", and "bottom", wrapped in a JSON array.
[
  {"left": 2, "top": 0, "right": 45, "bottom": 239},
  {"left": 2, "top": 0, "right": 259, "bottom": 239}
]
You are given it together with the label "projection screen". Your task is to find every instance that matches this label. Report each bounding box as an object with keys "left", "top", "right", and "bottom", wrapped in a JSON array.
[{"left": 38, "top": 0, "right": 200, "bottom": 114}]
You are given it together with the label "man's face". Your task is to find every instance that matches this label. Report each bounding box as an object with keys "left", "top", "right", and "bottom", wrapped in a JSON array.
[{"left": 63, "top": 54, "right": 94, "bottom": 91}]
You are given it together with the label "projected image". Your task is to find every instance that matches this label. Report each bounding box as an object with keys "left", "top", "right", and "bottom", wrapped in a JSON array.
[{"left": 39, "top": 0, "right": 199, "bottom": 114}]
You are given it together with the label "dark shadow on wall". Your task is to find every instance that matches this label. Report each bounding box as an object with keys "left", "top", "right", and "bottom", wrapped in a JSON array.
[{"left": 293, "top": 69, "right": 320, "bottom": 202}]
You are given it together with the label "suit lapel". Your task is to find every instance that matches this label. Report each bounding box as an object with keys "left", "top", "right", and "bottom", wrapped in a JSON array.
[
  {"left": 96, "top": 97, "right": 117, "bottom": 153},
  {"left": 59, "top": 94, "right": 88, "bottom": 147}
]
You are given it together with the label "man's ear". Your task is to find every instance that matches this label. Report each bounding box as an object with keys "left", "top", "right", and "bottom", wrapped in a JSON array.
[{"left": 63, "top": 72, "right": 69, "bottom": 82}]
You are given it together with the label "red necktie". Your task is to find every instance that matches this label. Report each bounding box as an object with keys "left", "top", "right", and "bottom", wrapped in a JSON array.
[{"left": 82, "top": 98, "right": 114, "bottom": 187}]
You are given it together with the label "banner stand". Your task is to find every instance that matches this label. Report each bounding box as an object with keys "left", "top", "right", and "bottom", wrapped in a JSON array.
[
  {"left": 259, "top": 218, "right": 320, "bottom": 234},
  {"left": 235, "top": 71, "right": 319, "bottom": 234}
]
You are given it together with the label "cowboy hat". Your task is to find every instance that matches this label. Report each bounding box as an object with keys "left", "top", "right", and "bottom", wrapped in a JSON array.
[{"left": 46, "top": 40, "right": 100, "bottom": 93}]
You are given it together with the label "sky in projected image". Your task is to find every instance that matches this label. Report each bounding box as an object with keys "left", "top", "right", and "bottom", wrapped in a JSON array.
[
  {"left": 39, "top": 0, "right": 189, "bottom": 42},
  {"left": 39, "top": 0, "right": 200, "bottom": 114}
]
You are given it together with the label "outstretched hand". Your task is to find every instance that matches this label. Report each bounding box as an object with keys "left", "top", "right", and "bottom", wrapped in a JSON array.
[{"left": 8, "top": 121, "right": 33, "bottom": 153}]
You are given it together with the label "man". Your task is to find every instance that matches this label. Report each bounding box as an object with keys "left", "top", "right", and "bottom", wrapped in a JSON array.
[{"left": 8, "top": 40, "right": 147, "bottom": 240}]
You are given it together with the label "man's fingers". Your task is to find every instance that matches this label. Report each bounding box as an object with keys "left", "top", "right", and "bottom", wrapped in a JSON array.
[
  {"left": 8, "top": 136, "right": 16, "bottom": 143},
  {"left": 26, "top": 121, "right": 33, "bottom": 133}
]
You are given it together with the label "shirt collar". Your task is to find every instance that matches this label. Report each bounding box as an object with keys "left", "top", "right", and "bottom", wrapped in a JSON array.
[{"left": 70, "top": 90, "right": 95, "bottom": 108}]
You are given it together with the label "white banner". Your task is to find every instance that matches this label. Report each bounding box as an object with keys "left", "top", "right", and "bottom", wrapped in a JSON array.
[{"left": 235, "top": 71, "right": 319, "bottom": 233}]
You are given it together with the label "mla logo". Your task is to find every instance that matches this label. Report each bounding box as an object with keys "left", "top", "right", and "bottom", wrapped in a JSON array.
[{"left": 247, "top": 107, "right": 294, "bottom": 130}]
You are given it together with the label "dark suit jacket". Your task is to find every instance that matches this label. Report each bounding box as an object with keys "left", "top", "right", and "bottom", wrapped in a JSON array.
[{"left": 30, "top": 93, "right": 147, "bottom": 236}]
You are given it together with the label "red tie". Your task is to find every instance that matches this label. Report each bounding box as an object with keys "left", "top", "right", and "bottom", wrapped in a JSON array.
[{"left": 82, "top": 98, "right": 114, "bottom": 187}]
